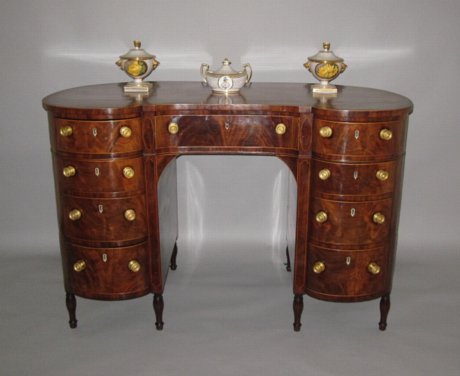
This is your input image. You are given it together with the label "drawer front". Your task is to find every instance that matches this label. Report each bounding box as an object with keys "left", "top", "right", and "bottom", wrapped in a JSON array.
[
  {"left": 53, "top": 118, "right": 142, "bottom": 154},
  {"left": 313, "top": 119, "right": 407, "bottom": 159},
  {"left": 68, "top": 243, "right": 149, "bottom": 299},
  {"left": 55, "top": 157, "right": 144, "bottom": 194},
  {"left": 61, "top": 195, "right": 147, "bottom": 242},
  {"left": 310, "top": 198, "right": 392, "bottom": 245},
  {"left": 307, "top": 245, "right": 387, "bottom": 298},
  {"left": 155, "top": 115, "right": 298, "bottom": 149},
  {"left": 311, "top": 159, "right": 399, "bottom": 196}
]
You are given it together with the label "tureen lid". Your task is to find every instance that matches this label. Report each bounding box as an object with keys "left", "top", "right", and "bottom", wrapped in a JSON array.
[
  {"left": 119, "top": 40, "right": 155, "bottom": 61},
  {"left": 208, "top": 58, "right": 242, "bottom": 77},
  {"left": 308, "top": 42, "right": 344, "bottom": 63}
]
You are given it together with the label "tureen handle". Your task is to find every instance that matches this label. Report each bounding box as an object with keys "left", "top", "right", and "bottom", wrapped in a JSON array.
[
  {"left": 200, "top": 63, "right": 209, "bottom": 84},
  {"left": 243, "top": 63, "right": 252, "bottom": 85}
]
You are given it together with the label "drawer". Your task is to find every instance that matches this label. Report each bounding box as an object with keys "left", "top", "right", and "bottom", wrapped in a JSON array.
[
  {"left": 313, "top": 119, "right": 407, "bottom": 160},
  {"left": 53, "top": 118, "right": 142, "bottom": 154},
  {"left": 306, "top": 245, "right": 387, "bottom": 299},
  {"left": 155, "top": 115, "right": 299, "bottom": 150},
  {"left": 61, "top": 195, "right": 147, "bottom": 243},
  {"left": 55, "top": 156, "right": 144, "bottom": 194},
  {"left": 68, "top": 243, "right": 149, "bottom": 299},
  {"left": 311, "top": 159, "right": 399, "bottom": 197},
  {"left": 310, "top": 198, "right": 391, "bottom": 245}
]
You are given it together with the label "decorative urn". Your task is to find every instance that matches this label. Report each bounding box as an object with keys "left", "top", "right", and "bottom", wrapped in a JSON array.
[
  {"left": 116, "top": 40, "right": 159, "bottom": 93},
  {"left": 304, "top": 42, "right": 347, "bottom": 94},
  {"left": 200, "top": 58, "right": 252, "bottom": 94}
]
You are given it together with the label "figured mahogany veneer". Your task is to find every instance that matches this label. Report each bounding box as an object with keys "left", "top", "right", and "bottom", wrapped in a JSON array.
[
  {"left": 43, "top": 82, "right": 412, "bottom": 332},
  {"left": 68, "top": 243, "right": 150, "bottom": 299}
]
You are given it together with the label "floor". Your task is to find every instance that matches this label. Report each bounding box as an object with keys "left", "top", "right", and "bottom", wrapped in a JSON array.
[{"left": 1, "top": 240, "right": 459, "bottom": 376}]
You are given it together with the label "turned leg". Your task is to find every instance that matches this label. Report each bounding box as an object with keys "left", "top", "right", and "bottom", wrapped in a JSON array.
[
  {"left": 153, "top": 294, "right": 164, "bottom": 330},
  {"left": 284, "top": 246, "right": 291, "bottom": 272},
  {"left": 66, "top": 293, "right": 77, "bottom": 329},
  {"left": 170, "top": 243, "right": 178, "bottom": 270},
  {"left": 379, "top": 294, "right": 391, "bottom": 331},
  {"left": 293, "top": 294, "right": 304, "bottom": 332}
]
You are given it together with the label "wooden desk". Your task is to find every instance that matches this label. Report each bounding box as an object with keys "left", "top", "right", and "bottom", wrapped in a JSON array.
[{"left": 43, "top": 82, "right": 413, "bottom": 331}]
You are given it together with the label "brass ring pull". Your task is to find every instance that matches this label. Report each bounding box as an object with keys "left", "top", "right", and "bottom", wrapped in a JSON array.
[
  {"left": 372, "top": 212, "right": 385, "bottom": 225},
  {"left": 312, "top": 261, "right": 326, "bottom": 274},
  {"left": 275, "top": 123, "right": 287, "bottom": 135},
  {"left": 73, "top": 260, "right": 86, "bottom": 272},
  {"left": 62, "top": 166, "right": 76, "bottom": 178},
  {"left": 315, "top": 211, "right": 328, "bottom": 223},
  {"left": 168, "top": 122, "right": 179, "bottom": 135},
  {"left": 376, "top": 170, "right": 389, "bottom": 181},
  {"left": 368, "top": 262, "right": 381, "bottom": 275},
  {"left": 379, "top": 128, "right": 393, "bottom": 141},
  {"left": 124, "top": 209, "right": 136, "bottom": 222},
  {"left": 59, "top": 125, "right": 73, "bottom": 137},
  {"left": 119, "top": 126, "right": 132, "bottom": 138},
  {"left": 68, "top": 209, "right": 82, "bottom": 221},
  {"left": 318, "top": 168, "right": 331, "bottom": 180},
  {"left": 319, "top": 126, "right": 333, "bottom": 138},
  {"left": 128, "top": 260, "right": 141, "bottom": 273},
  {"left": 122, "top": 166, "right": 135, "bottom": 179}
]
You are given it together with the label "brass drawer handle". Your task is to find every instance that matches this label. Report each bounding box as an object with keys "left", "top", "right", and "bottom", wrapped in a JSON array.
[
  {"left": 128, "top": 260, "right": 141, "bottom": 273},
  {"left": 68, "top": 209, "right": 82, "bottom": 221},
  {"left": 318, "top": 168, "right": 331, "bottom": 180},
  {"left": 379, "top": 128, "right": 393, "bottom": 141},
  {"left": 119, "top": 126, "right": 132, "bottom": 138},
  {"left": 275, "top": 123, "right": 287, "bottom": 135},
  {"left": 319, "top": 126, "right": 333, "bottom": 138},
  {"left": 62, "top": 166, "right": 76, "bottom": 177},
  {"left": 368, "top": 262, "right": 381, "bottom": 275},
  {"left": 122, "top": 166, "right": 135, "bottom": 179},
  {"left": 124, "top": 209, "right": 136, "bottom": 222},
  {"left": 376, "top": 170, "right": 389, "bottom": 181},
  {"left": 372, "top": 212, "right": 385, "bottom": 225},
  {"left": 315, "top": 211, "right": 328, "bottom": 223},
  {"left": 73, "top": 260, "right": 86, "bottom": 272},
  {"left": 312, "top": 261, "right": 326, "bottom": 274},
  {"left": 59, "top": 125, "right": 73, "bottom": 137},
  {"left": 168, "top": 122, "right": 179, "bottom": 135}
]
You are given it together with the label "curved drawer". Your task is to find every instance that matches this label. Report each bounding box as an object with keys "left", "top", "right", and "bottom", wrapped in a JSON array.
[
  {"left": 311, "top": 159, "right": 400, "bottom": 197},
  {"left": 155, "top": 115, "right": 299, "bottom": 151},
  {"left": 306, "top": 245, "right": 387, "bottom": 300},
  {"left": 313, "top": 119, "right": 407, "bottom": 161},
  {"left": 68, "top": 243, "right": 150, "bottom": 299},
  {"left": 310, "top": 198, "right": 392, "bottom": 246},
  {"left": 55, "top": 156, "right": 144, "bottom": 194},
  {"left": 52, "top": 118, "right": 142, "bottom": 154},
  {"left": 61, "top": 195, "right": 147, "bottom": 243}
]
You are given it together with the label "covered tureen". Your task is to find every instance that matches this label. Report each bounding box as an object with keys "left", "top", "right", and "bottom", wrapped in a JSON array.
[
  {"left": 304, "top": 42, "right": 347, "bottom": 94},
  {"left": 201, "top": 58, "right": 252, "bottom": 94},
  {"left": 116, "top": 40, "right": 159, "bottom": 93}
]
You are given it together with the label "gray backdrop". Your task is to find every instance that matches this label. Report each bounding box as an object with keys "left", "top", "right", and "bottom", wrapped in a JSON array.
[
  {"left": 1, "top": 1, "right": 460, "bottom": 376},
  {"left": 1, "top": 0, "right": 459, "bottom": 253}
]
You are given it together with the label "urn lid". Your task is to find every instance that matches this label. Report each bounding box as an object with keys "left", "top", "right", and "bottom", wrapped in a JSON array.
[
  {"left": 308, "top": 42, "right": 344, "bottom": 63},
  {"left": 119, "top": 40, "right": 156, "bottom": 61}
]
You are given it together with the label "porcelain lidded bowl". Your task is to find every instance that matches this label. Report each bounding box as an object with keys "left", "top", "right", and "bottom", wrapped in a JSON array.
[
  {"left": 201, "top": 58, "right": 252, "bottom": 94},
  {"left": 304, "top": 42, "right": 347, "bottom": 94},
  {"left": 116, "top": 40, "right": 159, "bottom": 93}
]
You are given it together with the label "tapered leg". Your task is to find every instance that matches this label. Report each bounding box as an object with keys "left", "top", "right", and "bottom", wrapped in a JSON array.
[
  {"left": 284, "top": 246, "right": 291, "bottom": 272},
  {"left": 379, "top": 294, "right": 390, "bottom": 331},
  {"left": 153, "top": 294, "right": 164, "bottom": 330},
  {"left": 170, "top": 243, "right": 178, "bottom": 270},
  {"left": 66, "top": 293, "right": 77, "bottom": 329},
  {"left": 293, "top": 294, "right": 304, "bottom": 332}
]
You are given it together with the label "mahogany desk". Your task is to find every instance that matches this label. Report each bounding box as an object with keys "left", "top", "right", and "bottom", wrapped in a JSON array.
[{"left": 42, "top": 82, "right": 413, "bottom": 331}]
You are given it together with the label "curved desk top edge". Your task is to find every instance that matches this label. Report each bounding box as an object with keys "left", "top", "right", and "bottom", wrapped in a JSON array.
[{"left": 42, "top": 81, "right": 413, "bottom": 121}]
